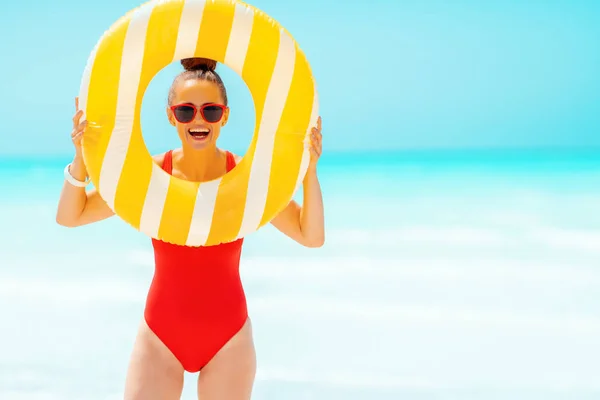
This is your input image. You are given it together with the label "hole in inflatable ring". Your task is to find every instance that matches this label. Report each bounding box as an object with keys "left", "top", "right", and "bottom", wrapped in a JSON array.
[{"left": 141, "top": 60, "right": 255, "bottom": 171}]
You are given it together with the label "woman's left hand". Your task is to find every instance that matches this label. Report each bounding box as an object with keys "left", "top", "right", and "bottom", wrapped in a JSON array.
[{"left": 308, "top": 116, "right": 322, "bottom": 171}]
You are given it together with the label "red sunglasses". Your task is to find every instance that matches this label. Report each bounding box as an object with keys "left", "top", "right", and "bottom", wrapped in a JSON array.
[{"left": 170, "top": 103, "right": 227, "bottom": 124}]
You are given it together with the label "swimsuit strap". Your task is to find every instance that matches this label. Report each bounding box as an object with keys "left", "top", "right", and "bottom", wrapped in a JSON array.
[
  {"left": 225, "top": 151, "right": 236, "bottom": 172},
  {"left": 162, "top": 149, "right": 174, "bottom": 174}
]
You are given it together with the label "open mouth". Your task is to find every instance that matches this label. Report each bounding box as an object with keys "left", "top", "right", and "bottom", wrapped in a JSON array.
[{"left": 188, "top": 127, "right": 210, "bottom": 141}]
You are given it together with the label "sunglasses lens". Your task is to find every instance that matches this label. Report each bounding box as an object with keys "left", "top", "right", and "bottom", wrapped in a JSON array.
[
  {"left": 173, "top": 105, "right": 195, "bottom": 123},
  {"left": 201, "top": 105, "right": 224, "bottom": 123}
]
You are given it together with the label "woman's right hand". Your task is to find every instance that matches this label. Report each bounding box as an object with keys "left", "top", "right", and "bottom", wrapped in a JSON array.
[
  {"left": 56, "top": 96, "right": 116, "bottom": 227},
  {"left": 72, "top": 97, "right": 87, "bottom": 158}
]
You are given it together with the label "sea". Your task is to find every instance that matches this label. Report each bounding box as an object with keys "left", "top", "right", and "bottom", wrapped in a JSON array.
[{"left": 0, "top": 148, "right": 599, "bottom": 399}]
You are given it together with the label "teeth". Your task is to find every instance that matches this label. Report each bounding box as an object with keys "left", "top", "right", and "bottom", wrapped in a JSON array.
[{"left": 190, "top": 128, "right": 209, "bottom": 133}]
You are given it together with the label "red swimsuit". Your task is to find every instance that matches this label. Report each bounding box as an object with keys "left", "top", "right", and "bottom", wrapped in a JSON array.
[{"left": 144, "top": 150, "right": 248, "bottom": 372}]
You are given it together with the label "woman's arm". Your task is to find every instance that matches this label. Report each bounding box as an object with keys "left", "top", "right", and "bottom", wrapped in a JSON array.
[
  {"left": 55, "top": 153, "right": 115, "bottom": 227},
  {"left": 270, "top": 169, "right": 324, "bottom": 247},
  {"left": 270, "top": 117, "right": 325, "bottom": 247}
]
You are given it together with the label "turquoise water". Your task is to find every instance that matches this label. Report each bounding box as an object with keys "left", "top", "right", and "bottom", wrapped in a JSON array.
[{"left": 1, "top": 148, "right": 600, "bottom": 399}]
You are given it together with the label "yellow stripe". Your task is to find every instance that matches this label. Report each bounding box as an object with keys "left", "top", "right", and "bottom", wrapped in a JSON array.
[
  {"left": 205, "top": 10, "right": 280, "bottom": 245},
  {"left": 159, "top": 176, "right": 200, "bottom": 245},
  {"left": 114, "top": 1, "right": 186, "bottom": 230},
  {"left": 83, "top": 14, "right": 132, "bottom": 188},
  {"left": 260, "top": 48, "right": 314, "bottom": 226},
  {"left": 194, "top": 0, "right": 235, "bottom": 61}
]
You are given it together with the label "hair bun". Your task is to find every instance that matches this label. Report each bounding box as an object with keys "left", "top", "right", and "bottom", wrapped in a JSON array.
[{"left": 181, "top": 57, "right": 217, "bottom": 72}]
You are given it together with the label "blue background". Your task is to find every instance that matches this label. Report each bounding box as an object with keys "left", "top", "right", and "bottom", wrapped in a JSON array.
[{"left": 1, "top": 0, "right": 599, "bottom": 155}]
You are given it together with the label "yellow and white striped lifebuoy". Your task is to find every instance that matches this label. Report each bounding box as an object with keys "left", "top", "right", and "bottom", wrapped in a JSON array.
[{"left": 77, "top": 0, "right": 319, "bottom": 247}]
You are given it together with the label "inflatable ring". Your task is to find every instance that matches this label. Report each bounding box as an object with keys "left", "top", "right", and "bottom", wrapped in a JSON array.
[{"left": 77, "top": 0, "right": 319, "bottom": 246}]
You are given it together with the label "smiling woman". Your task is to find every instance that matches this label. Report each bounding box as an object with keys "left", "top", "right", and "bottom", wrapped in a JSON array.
[{"left": 54, "top": 0, "right": 325, "bottom": 399}]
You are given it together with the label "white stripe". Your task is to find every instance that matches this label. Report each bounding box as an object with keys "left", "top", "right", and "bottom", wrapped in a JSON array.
[
  {"left": 77, "top": 42, "right": 98, "bottom": 121},
  {"left": 98, "top": 2, "right": 155, "bottom": 209},
  {"left": 237, "top": 30, "right": 296, "bottom": 238},
  {"left": 185, "top": 179, "right": 222, "bottom": 246},
  {"left": 172, "top": 0, "right": 206, "bottom": 62},
  {"left": 293, "top": 85, "right": 319, "bottom": 194},
  {"left": 224, "top": 3, "right": 254, "bottom": 76},
  {"left": 138, "top": 162, "right": 171, "bottom": 238}
]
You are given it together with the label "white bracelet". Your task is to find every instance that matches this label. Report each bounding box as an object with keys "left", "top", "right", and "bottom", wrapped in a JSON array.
[{"left": 64, "top": 163, "right": 90, "bottom": 187}]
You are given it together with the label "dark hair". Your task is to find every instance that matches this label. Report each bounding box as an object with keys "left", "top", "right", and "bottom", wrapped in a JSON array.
[{"left": 168, "top": 57, "right": 228, "bottom": 105}]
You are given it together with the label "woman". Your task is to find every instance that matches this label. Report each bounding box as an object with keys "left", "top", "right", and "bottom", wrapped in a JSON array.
[{"left": 56, "top": 57, "right": 325, "bottom": 400}]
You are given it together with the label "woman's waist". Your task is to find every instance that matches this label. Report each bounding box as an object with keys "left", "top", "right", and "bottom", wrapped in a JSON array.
[
  {"left": 149, "top": 266, "right": 245, "bottom": 296},
  {"left": 145, "top": 275, "right": 247, "bottom": 318}
]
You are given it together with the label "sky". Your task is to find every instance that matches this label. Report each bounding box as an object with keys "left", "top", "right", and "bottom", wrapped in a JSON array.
[{"left": 0, "top": 0, "right": 598, "bottom": 156}]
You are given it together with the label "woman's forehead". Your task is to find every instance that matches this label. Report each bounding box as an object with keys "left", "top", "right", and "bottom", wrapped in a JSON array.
[{"left": 174, "top": 79, "right": 223, "bottom": 104}]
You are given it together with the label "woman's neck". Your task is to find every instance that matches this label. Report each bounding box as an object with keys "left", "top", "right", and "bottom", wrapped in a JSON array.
[{"left": 173, "top": 145, "right": 226, "bottom": 182}]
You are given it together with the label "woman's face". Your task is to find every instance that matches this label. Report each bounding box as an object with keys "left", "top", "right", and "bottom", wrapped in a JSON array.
[{"left": 167, "top": 78, "right": 229, "bottom": 151}]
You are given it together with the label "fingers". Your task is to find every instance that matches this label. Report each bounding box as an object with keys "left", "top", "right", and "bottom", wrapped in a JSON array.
[
  {"left": 314, "top": 116, "right": 322, "bottom": 142},
  {"left": 71, "top": 131, "right": 84, "bottom": 144},
  {"left": 310, "top": 130, "right": 322, "bottom": 158},
  {"left": 72, "top": 109, "right": 84, "bottom": 128},
  {"left": 311, "top": 126, "right": 322, "bottom": 143},
  {"left": 308, "top": 116, "right": 323, "bottom": 159},
  {"left": 311, "top": 129, "right": 321, "bottom": 151},
  {"left": 310, "top": 145, "right": 321, "bottom": 158},
  {"left": 77, "top": 120, "right": 87, "bottom": 133},
  {"left": 313, "top": 127, "right": 322, "bottom": 143},
  {"left": 71, "top": 96, "right": 87, "bottom": 147},
  {"left": 309, "top": 144, "right": 321, "bottom": 158},
  {"left": 71, "top": 120, "right": 87, "bottom": 141}
]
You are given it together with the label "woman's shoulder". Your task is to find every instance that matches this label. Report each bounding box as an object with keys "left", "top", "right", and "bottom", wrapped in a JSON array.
[
  {"left": 152, "top": 151, "right": 168, "bottom": 166},
  {"left": 222, "top": 148, "right": 242, "bottom": 165}
]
